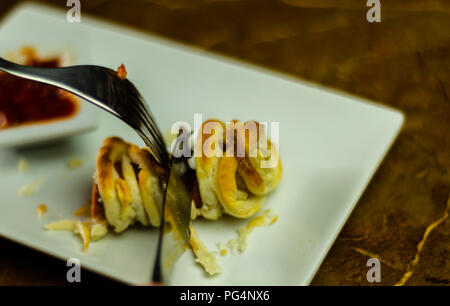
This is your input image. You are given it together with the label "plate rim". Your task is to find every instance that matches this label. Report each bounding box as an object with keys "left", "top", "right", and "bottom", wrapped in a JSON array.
[{"left": 0, "top": 2, "right": 405, "bottom": 286}]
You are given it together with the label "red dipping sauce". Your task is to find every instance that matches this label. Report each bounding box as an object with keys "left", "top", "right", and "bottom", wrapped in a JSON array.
[{"left": 0, "top": 49, "right": 78, "bottom": 129}]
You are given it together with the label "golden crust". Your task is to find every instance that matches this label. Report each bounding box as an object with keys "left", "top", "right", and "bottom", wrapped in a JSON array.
[
  {"left": 194, "top": 119, "right": 281, "bottom": 219},
  {"left": 95, "top": 137, "right": 165, "bottom": 232},
  {"left": 128, "top": 145, "right": 165, "bottom": 227},
  {"left": 122, "top": 153, "right": 149, "bottom": 225},
  {"left": 93, "top": 118, "right": 282, "bottom": 228},
  {"left": 194, "top": 120, "right": 225, "bottom": 220},
  {"left": 235, "top": 121, "right": 282, "bottom": 196},
  {"left": 96, "top": 137, "right": 132, "bottom": 232},
  {"left": 215, "top": 156, "right": 264, "bottom": 218}
]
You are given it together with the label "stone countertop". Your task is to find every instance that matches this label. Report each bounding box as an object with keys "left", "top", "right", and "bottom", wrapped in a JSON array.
[{"left": 0, "top": 0, "right": 448, "bottom": 286}]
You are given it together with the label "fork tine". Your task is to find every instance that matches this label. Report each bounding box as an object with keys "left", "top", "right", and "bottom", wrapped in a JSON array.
[
  {"left": 116, "top": 78, "right": 170, "bottom": 166},
  {"left": 134, "top": 102, "right": 168, "bottom": 159},
  {"left": 130, "top": 90, "right": 169, "bottom": 163}
]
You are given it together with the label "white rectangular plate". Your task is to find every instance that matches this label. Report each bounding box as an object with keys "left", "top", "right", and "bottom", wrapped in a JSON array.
[{"left": 0, "top": 3, "right": 404, "bottom": 285}]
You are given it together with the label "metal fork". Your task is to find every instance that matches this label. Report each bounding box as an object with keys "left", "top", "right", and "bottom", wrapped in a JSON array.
[{"left": 0, "top": 57, "right": 170, "bottom": 167}]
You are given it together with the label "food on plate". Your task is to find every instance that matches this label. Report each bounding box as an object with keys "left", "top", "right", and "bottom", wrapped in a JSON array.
[
  {"left": 91, "top": 136, "right": 167, "bottom": 232},
  {"left": 45, "top": 220, "right": 90, "bottom": 252},
  {"left": 193, "top": 119, "right": 282, "bottom": 220},
  {"left": 189, "top": 226, "right": 221, "bottom": 275},
  {"left": 45, "top": 219, "right": 108, "bottom": 252},
  {"left": 17, "top": 159, "right": 29, "bottom": 173},
  {"left": 229, "top": 209, "right": 277, "bottom": 254},
  {"left": 46, "top": 119, "right": 282, "bottom": 273},
  {"left": 67, "top": 158, "right": 84, "bottom": 169},
  {"left": 36, "top": 204, "right": 47, "bottom": 217},
  {"left": 218, "top": 242, "right": 228, "bottom": 256},
  {"left": 73, "top": 204, "right": 91, "bottom": 216},
  {"left": 17, "top": 177, "right": 44, "bottom": 196},
  {"left": 190, "top": 208, "right": 278, "bottom": 274},
  {"left": 88, "top": 119, "right": 281, "bottom": 232},
  {"left": 0, "top": 47, "right": 78, "bottom": 130}
]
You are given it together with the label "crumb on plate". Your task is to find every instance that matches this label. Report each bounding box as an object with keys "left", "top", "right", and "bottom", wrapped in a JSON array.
[
  {"left": 67, "top": 158, "right": 83, "bottom": 169},
  {"left": 270, "top": 215, "right": 278, "bottom": 225},
  {"left": 230, "top": 209, "right": 277, "bottom": 253},
  {"left": 17, "top": 159, "right": 29, "bottom": 173},
  {"left": 36, "top": 204, "right": 47, "bottom": 217},
  {"left": 217, "top": 242, "right": 228, "bottom": 256},
  {"left": 189, "top": 226, "right": 221, "bottom": 276},
  {"left": 90, "top": 221, "right": 108, "bottom": 241},
  {"left": 17, "top": 177, "right": 44, "bottom": 196},
  {"left": 229, "top": 238, "right": 239, "bottom": 255},
  {"left": 73, "top": 204, "right": 90, "bottom": 216},
  {"left": 45, "top": 219, "right": 108, "bottom": 252}
]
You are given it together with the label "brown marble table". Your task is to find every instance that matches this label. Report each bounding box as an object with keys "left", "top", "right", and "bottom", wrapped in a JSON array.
[{"left": 0, "top": 0, "right": 449, "bottom": 286}]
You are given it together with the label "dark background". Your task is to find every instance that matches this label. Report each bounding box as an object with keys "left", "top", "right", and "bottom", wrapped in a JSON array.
[{"left": 0, "top": 0, "right": 449, "bottom": 286}]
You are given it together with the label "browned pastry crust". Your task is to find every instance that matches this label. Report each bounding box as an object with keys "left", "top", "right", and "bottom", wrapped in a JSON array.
[
  {"left": 193, "top": 119, "right": 282, "bottom": 219},
  {"left": 93, "top": 137, "right": 166, "bottom": 232},
  {"left": 92, "top": 119, "right": 282, "bottom": 230}
]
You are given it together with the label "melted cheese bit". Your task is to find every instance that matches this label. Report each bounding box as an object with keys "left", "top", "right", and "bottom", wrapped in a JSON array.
[
  {"left": 36, "top": 204, "right": 47, "bottom": 217},
  {"left": 73, "top": 205, "right": 91, "bottom": 216},
  {"left": 217, "top": 242, "right": 228, "bottom": 256},
  {"left": 67, "top": 158, "right": 83, "bottom": 169},
  {"left": 76, "top": 221, "right": 91, "bottom": 252},
  {"left": 189, "top": 226, "right": 221, "bottom": 275},
  {"left": 230, "top": 209, "right": 277, "bottom": 253},
  {"left": 45, "top": 219, "right": 78, "bottom": 231},
  {"left": 90, "top": 221, "right": 108, "bottom": 241},
  {"left": 17, "top": 177, "right": 44, "bottom": 196},
  {"left": 17, "top": 159, "right": 29, "bottom": 173},
  {"left": 229, "top": 239, "right": 240, "bottom": 255},
  {"left": 45, "top": 219, "right": 109, "bottom": 252}
]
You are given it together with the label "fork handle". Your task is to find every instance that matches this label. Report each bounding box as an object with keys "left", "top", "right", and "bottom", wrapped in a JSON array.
[
  {"left": 0, "top": 56, "right": 59, "bottom": 84},
  {"left": 0, "top": 56, "right": 120, "bottom": 117}
]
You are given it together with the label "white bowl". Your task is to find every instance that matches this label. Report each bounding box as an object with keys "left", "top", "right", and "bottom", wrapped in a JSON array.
[
  {"left": 0, "top": 99, "right": 99, "bottom": 148},
  {"left": 0, "top": 41, "right": 98, "bottom": 148}
]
